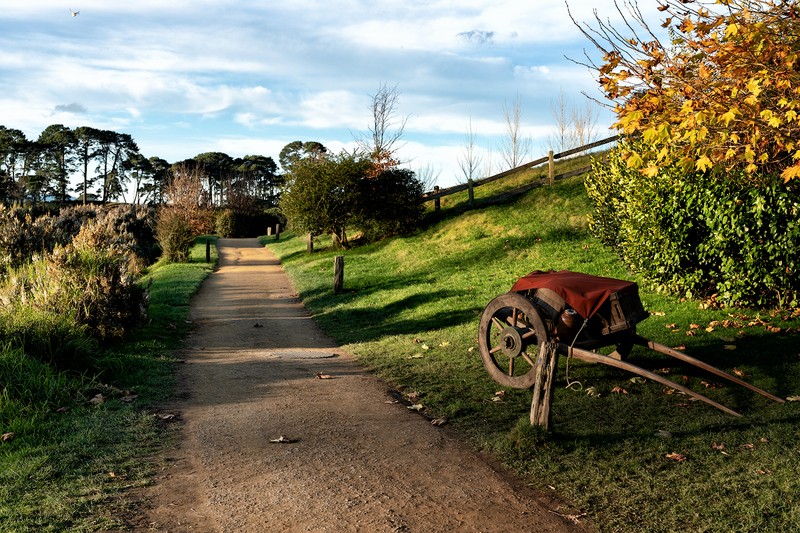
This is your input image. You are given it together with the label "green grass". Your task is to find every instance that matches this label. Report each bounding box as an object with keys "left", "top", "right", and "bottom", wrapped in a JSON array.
[
  {"left": 265, "top": 177, "right": 800, "bottom": 532},
  {"left": 0, "top": 237, "right": 216, "bottom": 532}
]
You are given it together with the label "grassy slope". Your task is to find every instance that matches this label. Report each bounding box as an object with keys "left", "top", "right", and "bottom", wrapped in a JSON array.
[
  {"left": 0, "top": 239, "right": 216, "bottom": 532},
  {"left": 266, "top": 175, "right": 800, "bottom": 532}
]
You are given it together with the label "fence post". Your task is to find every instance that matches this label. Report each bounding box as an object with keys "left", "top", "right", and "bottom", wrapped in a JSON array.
[
  {"left": 205, "top": 238, "right": 211, "bottom": 263},
  {"left": 267, "top": 227, "right": 272, "bottom": 236},
  {"left": 333, "top": 256, "right": 344, "bottom": 294},
  {"left": 548, "top": 150, "right": 555, "bottom": 185},
  {"left": 434, "top": 186, "right": 440, "bottom": 211},
  {"left": 274, "top": 224, "right": 280, "bottom": 241},
  {"left": 307, "top": 233, "right": 314, "bottom": 254},
  {"left": 468, "top": 178, "right": 475, "bottom": 205}
]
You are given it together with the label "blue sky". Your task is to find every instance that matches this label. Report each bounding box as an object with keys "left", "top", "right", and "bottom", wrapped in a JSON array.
[{"left": 0, "top": 1, "right": 663, "bottom": 187}]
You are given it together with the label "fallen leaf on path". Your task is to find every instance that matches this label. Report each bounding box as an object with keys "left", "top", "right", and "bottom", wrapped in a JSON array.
[
  {"left": 1, "top": 432, "right": 14, "bottom": 442},
  {"left": 495, "top": 390, "right": 506, "bottom": 397},
  {"left": 651, "top": 311, "right": 666, "bottom": 316},
  {"left": 407, "top": 404, "right": 424, "bottom": 411},
  {"left": 467, "top": 346, "right": 474, "bottom": 352},
  {"left": 586, "top": 386, "right": 600, "bottom": 397},
  {"left": 690, "top": 323, "right": 701, "bottom": 330},
  {"left": 431, "top": 418, "right": 448, "bottom": 427},
  {"left": 269, "top": 436, "right": 297, "bottom": 444},
  {"left": 438, "top": 341, "right": 450, "bottom": 347},
  {"left": 629, "top": 377, "right": 645, "bottom": 384},
  {"left": 420, "top": 344, "right": 430, "bottom": 350},
  {"left": 732, "top": 368, "right": 745, "bottom": 377},
  {"left": 611, "top": 386, "right": 628, "bottom": 395},
  {"left": 406, "top": 391, "right": 421, "bottom": 402},
  {"left": 786, "top": 395, "right": 800, "bottom": 402},
  {"left": 711, "top": 442, "right": 726, "bottom": 451},
  {"left": 655, "top": 367, "right": 671, "bottom": 374},
  {"left": 314, "top": 372, "right": 333, "bottom": 379},
  {"left": 665, "top": 323, "right": 677, "bottom": 329},
  {"left": 741, "top": 443, "right": 755, "bottom": 450},
  {"left": 407, "top": 354, "right": 423, "bottom": 359},
  {"left": 108, "top": 471, "right": 116, "bottom": 478},
  {"left": 724, "top": 344, "right": 737, "bottom": 350},
  {"left": 665, "top": 452, "right": 687, "bottom": 462},
  {"left": 155, "top": 413, "right": 177, "bottom": 421}
]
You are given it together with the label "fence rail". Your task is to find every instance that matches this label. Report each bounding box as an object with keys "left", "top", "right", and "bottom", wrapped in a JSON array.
[{"left": 421, "top": 134, "right": 619, "bottom": 205}]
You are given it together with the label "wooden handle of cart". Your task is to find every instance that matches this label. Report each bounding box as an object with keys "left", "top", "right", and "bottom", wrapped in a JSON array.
[
  {"left": 632, "top": 335, "right": 785, "bottom": 404},
  {"left": 562, "top": 344, "right": 743, "bottom": 417}
]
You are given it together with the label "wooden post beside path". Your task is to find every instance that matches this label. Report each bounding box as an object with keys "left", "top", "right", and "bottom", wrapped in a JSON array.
[{"left": 333, "top": 256, "right": 344, "bottom": 294}]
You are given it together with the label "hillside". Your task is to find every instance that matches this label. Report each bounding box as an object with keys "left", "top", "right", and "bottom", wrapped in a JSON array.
[{"left": 266, "top": 168, "right": 800, "bottom": 531}]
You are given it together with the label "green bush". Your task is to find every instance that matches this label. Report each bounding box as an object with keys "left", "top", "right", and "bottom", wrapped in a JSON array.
[
  {"left": 215, "top": 208, "right": 236, "bottom": 237},
  {"left": 0, "top": 204, "right": 156, "bottom": 278},
  {"left": 0, "top": 220, "right": 149, "bottom": 342},
  {"left": 355, "top": 167, "right": 425, "bottom": 241},
  {"left": 155, "top": 207, "right": 195, "bottom": 262},
  {"left": 587, "top": 140, "right": 800, "bottom": 307}
]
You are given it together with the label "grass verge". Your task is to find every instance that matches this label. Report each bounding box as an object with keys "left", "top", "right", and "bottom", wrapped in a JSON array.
[
  {"left": 0, "top": 237, "right": 216, "bottom": 532},
  {"left": 264, "top": 177, "right": 800, "bottom": 532}
]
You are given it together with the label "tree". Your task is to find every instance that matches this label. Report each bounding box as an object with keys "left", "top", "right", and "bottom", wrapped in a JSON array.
[
  {"left": 37, "top": 124, "right": 76, "bottom": 203},
  {"left": 569, "top": 0, "right": 800, "bottom": 181},
  {"left": 278, "top": 141, "right": 327, "bottom": 172},
  {"left": 356, "top": 82, "right": 408, "bottom": 175},
  {"left": 232, "top": 155, "right": 281, "bottom": 208},
  {"left": 94, "top": 130, "right": 139, "bottom": 203},
  {"left": 548, "top": 89, "right": 601, "bottom": 154},
  {"left": 499, "top": 94, "right": 531, "bottom": 169},
  {"left": 0, "top": 127, "right": 29, "bottom": 202},
  {"left": 458, "top": 116, "right": 482, "bottom": 183},
  {"left": 194, "top": 152, "right": 234, "bottom": 206},
  {"left": 279, "top": 151, "right": 371, "bottom": 247},
  {"left": 74, "top": 126, "right": 101, "bottom": 204}
]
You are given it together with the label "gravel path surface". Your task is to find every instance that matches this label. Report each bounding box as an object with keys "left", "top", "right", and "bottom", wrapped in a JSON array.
[{"left": 134, "top": 238, "right": 586, "bottom": 532}]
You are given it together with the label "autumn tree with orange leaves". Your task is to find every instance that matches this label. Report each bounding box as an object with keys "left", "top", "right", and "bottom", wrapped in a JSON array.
[{"left": 571, "top": 0, "right": 800, "bottom": 181}]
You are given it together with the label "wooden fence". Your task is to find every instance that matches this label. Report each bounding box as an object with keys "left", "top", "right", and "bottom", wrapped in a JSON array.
[{"left": 421, "top": 135, "right": 619, "bottom": 208}]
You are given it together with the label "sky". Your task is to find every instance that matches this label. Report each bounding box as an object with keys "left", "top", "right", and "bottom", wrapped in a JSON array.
[{"left": 0, "top": 1, "right": 665, "bottom": 188}]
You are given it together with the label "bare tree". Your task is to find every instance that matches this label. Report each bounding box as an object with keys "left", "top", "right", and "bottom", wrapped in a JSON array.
[
  {"left": 414, "top": 163, "right": 440, "bottom": 192},
  {"left": 548, "top": 88, "right": 600, "bottom": 154},
  {"left": 458, "top": 116, "right": 483, "bottom": 184},
  {"left": 356, "top": 82, "right": 408, "bottom": 171},
  {"left": 499, "top": 94, "right": 531, "bottom": 169}
]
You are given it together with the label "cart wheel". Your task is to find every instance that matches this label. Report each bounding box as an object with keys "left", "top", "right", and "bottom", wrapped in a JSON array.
[{"left": 478, "top": 292, "right": 550, "bottom": 389}]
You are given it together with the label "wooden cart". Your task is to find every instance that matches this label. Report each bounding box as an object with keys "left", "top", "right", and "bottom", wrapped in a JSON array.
[{"left": 478, "top": 270, "right": 785, "bottom": 429}]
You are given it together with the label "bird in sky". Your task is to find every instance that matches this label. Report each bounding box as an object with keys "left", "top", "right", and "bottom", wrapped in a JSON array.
[{"left": 69, "top": 9, "right": 80, "bottom": 17}]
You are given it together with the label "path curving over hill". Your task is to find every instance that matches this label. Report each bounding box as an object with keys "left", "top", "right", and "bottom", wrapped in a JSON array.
[{"left": 135, "top": 238, "right": 585, "bottom": 532}]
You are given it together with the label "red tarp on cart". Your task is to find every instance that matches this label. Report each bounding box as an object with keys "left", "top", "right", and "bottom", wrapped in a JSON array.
[{"left": 510, "top": 270, "right": 640, "bottom": 320}]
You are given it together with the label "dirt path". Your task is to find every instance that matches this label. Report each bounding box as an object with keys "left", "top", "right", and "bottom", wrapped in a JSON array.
[{"left": 135, "top": 238, "right": 587, "bottom": 532}]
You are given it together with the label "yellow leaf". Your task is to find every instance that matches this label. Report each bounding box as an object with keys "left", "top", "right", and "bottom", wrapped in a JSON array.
[
  {"left": 725, "top": 23, "right": 739, "bottom": 38},
  {"left": 642, "top": 165, "right": 660, "bottom": 177},
  {"left": 746, "top": 78, "right": 762, "bottom": 97},
  {"left": 720, "top": 109, "right": 737, "bottom": 126},
  {"left": 695, "top": 155, "right": 713, "bottom": 172},
  {"left": 781, "top": 163, "right": 800, "bottom": 182},
  {"left": 626, "top": 152, "right": 644, "bottom": 168}
]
